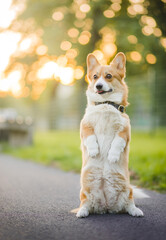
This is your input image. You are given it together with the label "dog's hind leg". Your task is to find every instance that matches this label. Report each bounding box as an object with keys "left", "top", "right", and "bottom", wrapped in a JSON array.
[
  {"left": 76, "top": 204, "right": 90, "bottom": 218},
  {"left": 76, "top": 189, "right": 90, "bottom": 218},
  {"left": 126, "top": 201, "right": 144, "bottom": 217},
  {"left": 125, "top": 188, "right": 144, "bottom": 217}
]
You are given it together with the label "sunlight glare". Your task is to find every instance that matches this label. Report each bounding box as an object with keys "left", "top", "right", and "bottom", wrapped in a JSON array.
[
  {"left": 0, "top": 0, "right": 15, "bottom": 28},
  {"left": 0, "top": 31, "right": 21, "bottom": 73},
  {"left": 37, "top": 61, "right": 74, "bottom": 85},
  {"left": 37, "top": 61, "right": 58, "bottom": 80},
  {"left": 58, "top": 67, "right": 74, "bottom": 85},
  {"left": 0, "top": 0, "right": 26, "bottom": 29},
  {"left": 0, "top": 70, "right": 22, "bottom": 94},
  {"left": 19, "top": 38, "right": 32, "bottom": 52}
]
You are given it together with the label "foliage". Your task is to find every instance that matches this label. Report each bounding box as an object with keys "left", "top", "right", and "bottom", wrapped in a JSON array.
[
  {"left": 1, "top": 0, "right": 166, "bottom": 126},
  {"left": 1, "top": 0, "right": 165, "bottom": 97},
  {"left": 3, "top": 130, "right": 166, "bottom": 192}
]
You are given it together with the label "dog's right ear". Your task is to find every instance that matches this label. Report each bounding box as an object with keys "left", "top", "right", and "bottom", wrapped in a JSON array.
[
  {"left": 110, "top": 52, "right": 126, "bottom": 78},
  {"left": 87, "top": 54, "right": 100, "bottom": 71}
]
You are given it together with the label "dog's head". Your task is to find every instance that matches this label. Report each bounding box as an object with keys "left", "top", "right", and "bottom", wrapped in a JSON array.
[{"left": 86, "top": 52, "right": 128, "bottom": 106}]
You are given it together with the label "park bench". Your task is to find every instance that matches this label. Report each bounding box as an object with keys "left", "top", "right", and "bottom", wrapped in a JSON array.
[{"left": 0, "top": 119, "right": 33, "bottom": 147}]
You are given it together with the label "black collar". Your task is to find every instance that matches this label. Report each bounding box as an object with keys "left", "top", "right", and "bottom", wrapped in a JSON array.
[{"left": 95, "top": 101, "right": 126, "bottom": 113}]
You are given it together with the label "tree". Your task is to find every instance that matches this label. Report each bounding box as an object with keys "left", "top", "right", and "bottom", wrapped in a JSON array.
[{"left": 1, "top": 0, "right": 166, "bottom": 124}]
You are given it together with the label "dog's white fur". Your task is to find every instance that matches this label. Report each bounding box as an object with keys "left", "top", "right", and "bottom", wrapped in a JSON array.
[
  {"left": 84, "top": 135, "right": 99, "bottom": 157},
  {"left": 76, "top": 52, "right": 148, "bottom": 218},
  {"left": 108, "top": 135, "right": 126, "bottom": 163}
]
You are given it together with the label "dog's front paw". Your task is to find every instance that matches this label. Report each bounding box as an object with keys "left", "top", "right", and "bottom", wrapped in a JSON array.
[
  {"left": 85, "top": 135, "right": 99, "bottom": 158},
  {"left": 87, "top": 147, "right": 99, "bottom": 157},
  {"left": 76, "top": 207, "right": 89, "bottom": 218},
  {"left": 108, "top": 149, "right": 120, "bottom": 163}
]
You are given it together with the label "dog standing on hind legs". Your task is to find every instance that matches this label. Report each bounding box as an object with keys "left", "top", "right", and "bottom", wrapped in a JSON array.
[{"left": 75, "top": 52, "right": 149, "bottom": 218}]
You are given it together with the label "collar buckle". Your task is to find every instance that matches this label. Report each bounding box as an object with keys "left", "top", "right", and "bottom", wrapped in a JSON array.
[{"left": 118, "top": 105, "right": 125, "bottom": 113}]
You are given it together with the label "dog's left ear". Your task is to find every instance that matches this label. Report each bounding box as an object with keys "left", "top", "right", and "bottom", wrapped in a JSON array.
[{"left": 111, "top": 52, "right": 126, "bottom": 78}]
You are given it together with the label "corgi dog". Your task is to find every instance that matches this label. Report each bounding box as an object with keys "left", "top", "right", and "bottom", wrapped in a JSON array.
[{"left": 76, "top": 52, "right": 148, "bottom": 218}]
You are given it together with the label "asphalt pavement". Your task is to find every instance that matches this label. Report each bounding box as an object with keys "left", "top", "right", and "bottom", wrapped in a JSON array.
[{"left": 0, "top": 154, "right": 166, "bottom": 240}]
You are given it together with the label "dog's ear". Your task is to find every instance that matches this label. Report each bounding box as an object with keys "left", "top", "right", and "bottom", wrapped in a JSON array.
[
  {"left": 111, "top": 52, "right": 126, "bottom": 78},
  {"left": 87, "top": 54, "right": 100, "bottom": 71}
]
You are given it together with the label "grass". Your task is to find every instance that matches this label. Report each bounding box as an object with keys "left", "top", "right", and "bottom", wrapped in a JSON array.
[
  {"left": 129, "top": 131, "right": 166, "bottom": 192},
  {"left": 2, "top": 130, "right": 166, "bottom": 192}
]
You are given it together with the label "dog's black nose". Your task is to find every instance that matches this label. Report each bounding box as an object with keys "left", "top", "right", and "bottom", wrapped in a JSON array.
[{"left": 96, "top": 84, "right": 103, "bottom": 90}]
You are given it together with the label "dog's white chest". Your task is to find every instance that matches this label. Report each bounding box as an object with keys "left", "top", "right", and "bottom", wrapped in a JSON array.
[{"left": 84, "top": 104, "right": 126, "bottom": 157}]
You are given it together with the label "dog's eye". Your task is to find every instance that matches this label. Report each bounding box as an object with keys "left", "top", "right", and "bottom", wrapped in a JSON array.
[
  {"left": 106, "top": 74, "right": 112, "bottom": 79},
  {"left": 93, "top": 74, "right": 98, "bottom": 79}
]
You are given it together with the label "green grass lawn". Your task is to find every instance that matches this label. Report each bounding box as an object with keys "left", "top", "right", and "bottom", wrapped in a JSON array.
[{"left": 2, "top": 130, "right": 166, "bottom": 192}]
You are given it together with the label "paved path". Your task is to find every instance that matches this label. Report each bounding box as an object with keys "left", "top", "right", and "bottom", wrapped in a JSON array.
[{"left": 0, "top": 154, "right": 166, "bottom": 240}]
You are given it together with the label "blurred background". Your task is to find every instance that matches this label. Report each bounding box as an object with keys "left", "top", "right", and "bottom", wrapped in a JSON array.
[{"left": 0, "top": 0, "right": 166, "bottom": 191}]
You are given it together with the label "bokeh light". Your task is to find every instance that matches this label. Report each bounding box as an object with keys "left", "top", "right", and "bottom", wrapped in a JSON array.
[
  {"left": 0, "top": 0, "right": 25, "bottom": 28},
  {"left": 130, "top": 51, "right": 142, "bottom": 62},
  {"left": 78, "top": 31, "right": 91, "bottom": 45},
  {"left": 146, "top": 54, "right": 157, "bottom": 64},
  {"left": 102, "top": 43, "right": 117, "bottom": 57},
  {"left": 0, "top": 70, "right": 22, "bottom": 96},
  {"left": 127, "top": 6, "right": 137, "bottom": 16},
  {"left": 58, "top": 67, "right": 74, "bottom": 85},
  {"left": 19, "top": 38, "right": 32, "bottom": 52},
  {"left": 111, "top": 3, "right": 121, "bottom": 12},
  {"left": 160, "top": 38, "right": 166, "bottom": 48},
  {"left": 66, "top": 49, "right": 78, "bottom": 59},
  {"left": 52, "top": 11, "right": 64, "bottom": 21},
  {"left": 36, "top": 45, "right": 48, "bottom": 55},
  {"left": 36, "top": 60, "right": 74, "bottom": 85},
  {"left": 153, "top": 28, "right": 162, "bottom": 37},
  {"left": 57, "top": 55, "right": 68, "bottom": 67},
  {"left": 103, "top": 10, "right": 115, "bottom": 18},
  {"left": 0, "top": 31, "right": 21, "bottom": 73},
  {"left": 127, "top": 35, "right": 138, "bottom": 44},
  {"left": 142, "top": 26, "right": 153, "bottom": 36},
  {"left": 93, "top": 50, "right": 104, "bottom": 61},
  {"left": 37, "top": 61, "right": 57, "bottom": 80},
  {"left": 76, "top": 11, "right": 86, "bottom": 19},
  {"left": 80, "top": 4, "right": 91, "bottom": 13},
  {"left": 74, "top": 67, "right": 84, "bottom": 80},
  {"left": 133, "top": 4, "right": 144, "bottom": 14},
  {"left": 60, "top": 41, "right": 72, "bottom": 51},
  {"left": 68, "top": 28, "right": 79, "bottom": 38}
]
